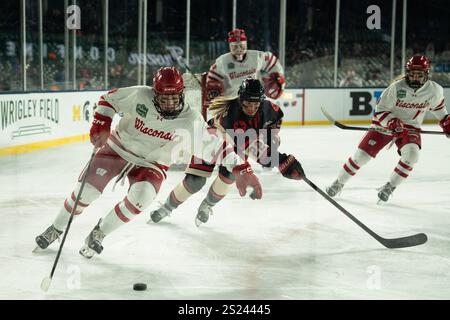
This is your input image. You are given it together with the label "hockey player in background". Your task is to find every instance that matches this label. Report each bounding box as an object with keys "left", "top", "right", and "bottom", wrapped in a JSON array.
[
  {"left": 205, "top": 28, "right": 286, "bottom": 112},
  {"left": 149, "top": 78, "right": 304, "bottom": 226},
  {"left": 34, "top": 67, "right": 263, "bottom": 258},
  {"left": 326, "top": 55, "right": 450, "bottom": 203}
]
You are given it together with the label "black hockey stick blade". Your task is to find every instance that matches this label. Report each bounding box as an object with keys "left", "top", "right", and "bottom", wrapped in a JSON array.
[
  {"left": 302, "top": 176, "right": 428, "bottom": 249},
  {"left": 321, "top": 106, "right": 445, "bottom": 135},
  {"left": 376, "top": 232, "right": 427, "bottom": 249}
]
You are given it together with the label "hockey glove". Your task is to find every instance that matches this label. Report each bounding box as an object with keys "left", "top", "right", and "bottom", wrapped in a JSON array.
[
  {"left": 263, "top": 72, "right": 285, "bottom": 99},
  {"left": 387, "top": 118, "right": 408, "bottom": 138},
  {"left": 90, "top": 113, "right": 112, "bottom": 148},
  {"left": 278, "top": 154, "right": 305, "bottom": 180},
  {"left": 439, "top": 115, "right": 450, "bottom": 138},
  {"left": 232, "top": 162, "right": 263, "bottom": 199}
]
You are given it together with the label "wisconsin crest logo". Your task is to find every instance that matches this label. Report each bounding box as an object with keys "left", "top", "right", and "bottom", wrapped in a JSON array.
[
  {"left": 397, "top": 89, "right": 406, "bottom": 99},
  {"left": 136, "top": 104, "right": 148, "bottom": 117}
]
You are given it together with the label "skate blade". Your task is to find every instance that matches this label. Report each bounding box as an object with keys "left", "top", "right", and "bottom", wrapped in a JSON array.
[
  {"left": 79, "top": 245, "right": 95, "bottom": 259},
  {"left": 195, "top": 218, "right": 203, "bottom": 227},
  {"left": 377, "top": 199, "right": 386, "bottom": 205},
  {"left": 41, "top": 276, "right": 52, "bottom": 292},
  {"left": 32, "top": 246, "right": 43, "bottom": 253}
]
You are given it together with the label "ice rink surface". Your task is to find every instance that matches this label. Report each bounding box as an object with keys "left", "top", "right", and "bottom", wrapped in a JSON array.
[{"left": 1, "top": 125, "right": 449, "bottom": 300}]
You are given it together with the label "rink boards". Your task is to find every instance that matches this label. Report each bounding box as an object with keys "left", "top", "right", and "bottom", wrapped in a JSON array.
[{"left": 1, "top": 88, "right": 449, "bottom": 155}]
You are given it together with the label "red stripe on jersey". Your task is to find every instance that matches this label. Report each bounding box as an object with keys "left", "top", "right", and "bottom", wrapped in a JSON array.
[
  {"left": 98, "top": 100, "right": 117, "bottom": 112},
  {"left": 70, "top": 192, "right": 88, "bottom": 207},
  {"left": 348, "top": 157, "right": 360, "bottom": 170},
  {"left": 433, "top": 99, "right": 445, "bottom": 110},
  {"left": 412, "top": 110, "right": 422, "bottom": 120},
  {"left": 378, "top": 112, "right": 391, "bottom": 122},
  {"left": 267, "top": 57, "right": 279, "bottom": 73},
  {"left": 211, "top": 141, "right": 228, "bottom": 164},
  {"left": 398, "top": 160, "right": 413, "bottom": 171},
  {"left": 221, "top": 147, "right": 235, "bottom": 161},
  {"left": 343, "top": 164, "right": 355, "bottom": 176},
  {"left": 124, "top": 197, "right": 141, "bottom": 215},
  {"left": 371, "top": 120, "right": 382, "bottom": 127},
  {"left": 207, "top": 75, "right": 223, "bottom": 83},
  {"left": 374, "top": 111, "right": 390, "bottom": 116},
  {"left": 394, "top": 167, "right": 409, "bottom": 178},
  {"left": 263, "top": 54, "right": 274, "bottom": 72},
  {"left": 433, "top": 106, "right": 444, "bottom": 111},
  {"left": 114, "top": 204, "right": 130, "bottom": 222},
  {"left": 209, "top": 70, "right": 224, "bottom": 79}
]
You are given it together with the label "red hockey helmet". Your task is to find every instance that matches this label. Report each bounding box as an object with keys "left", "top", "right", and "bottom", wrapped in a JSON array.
[
  {"left": 228, "top": 29, "right": 247, "bottom": 61},
  {"left": 228, "top": 29, "right": 247, "bottom": 43},
  {"left": 152, "top": 67, "right": 185, "bottom": 119},
  {"left": 405, "top": 55, "right": 430, "bottom": 89}
]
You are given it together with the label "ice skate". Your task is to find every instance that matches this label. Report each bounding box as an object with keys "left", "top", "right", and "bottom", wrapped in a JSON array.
[
  {"left": 79, "top": 219, "right": 105, "bottom": 259},
  {"left": 377, "top": 182, "right": 396, "bottom": 204},
  {"left": 326, "top": 180, "right": 344, "bottom": 197},
  {"left": 195, "top": 200, "right": 213, "bottom": 227},
  {"left": 148, "top": 203, "right": 172, "bottom": 223},
  {"left": 34, "top": 225, "right": 63, "bottom": 252}
]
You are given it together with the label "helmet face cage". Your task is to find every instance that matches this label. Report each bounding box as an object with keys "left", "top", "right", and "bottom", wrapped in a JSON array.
[
  {"left": 229, "top": 41, "right": 247, "bottom": 59},
  {"left": 405, "top": 55, "right": 430, "bottom": 89},
  {"left": 152, "top": 93, "right": 185, "bottom": 120},
  {"left": 152, "top": 67, "right": 185, "bottom": 119},
  {"left": 238, "top": 78, "right": 265, "bottom": 104},
  {"left": 228, "top": 29, "right": 247, "bottom": 60}
]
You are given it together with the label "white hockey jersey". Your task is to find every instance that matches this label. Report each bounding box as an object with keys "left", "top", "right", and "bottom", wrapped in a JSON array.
[
  {"left": 373, "top": 79, "right": 447, "bottom": 131},
  {"left": 96, "top": 86, "right": 242, "bottom": 176},
  {"left": 206, "top": 50, "right": 284, "bottom": 98}
]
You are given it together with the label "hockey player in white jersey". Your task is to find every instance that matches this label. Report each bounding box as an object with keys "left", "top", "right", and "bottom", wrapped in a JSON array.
[
  {"left": 205, "top": 28, "right": 285, "bottom": 109},
  {"left": 34, "top": 67, "right": 263, "bottom": 258},
  {"left": 326, "top": 55, "right": 450, "bottom": 202}
]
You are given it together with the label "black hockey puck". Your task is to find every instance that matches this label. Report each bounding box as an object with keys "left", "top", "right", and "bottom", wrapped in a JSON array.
[{"left": 133, "top": 283, "right": 147, "bottom": 291}]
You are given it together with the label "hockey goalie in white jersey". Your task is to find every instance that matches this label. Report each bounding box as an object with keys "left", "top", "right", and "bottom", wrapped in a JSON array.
[
  {"left": 326, "top": 55, "right": 450, "bottom": 203},
  {"left": 205, "top": 28, "right": 285, "bottom": 109},
  {"left": 35, "top": 67, "right": 263, "bottom": 258}
]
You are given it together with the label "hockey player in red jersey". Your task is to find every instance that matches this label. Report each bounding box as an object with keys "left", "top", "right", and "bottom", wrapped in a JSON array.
[
  {"left": 205, "top": 28, "right": 285, "bottom": 111},
  {"left": 149, "top": 78, "right": 304, "bottom": 226},
  {"left": 326, "top": 55, "right": 450, "bottom": 203},
  {"left": 34, "top": 67, "right": 263, "bottom": 258}
]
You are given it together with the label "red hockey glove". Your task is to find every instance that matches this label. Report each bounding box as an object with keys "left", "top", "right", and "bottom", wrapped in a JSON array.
[
  {"left": 387, "top": 118, "right": 407, "bottom": 138},
  {"left": 232, "top": 162, "right": 263, "bottom": 199},
  {"left": 263, "top": 72, "right": 285, "bottom": 99},
  {"left": 439, "top": 115, "right": 450, "bottom": 138},
  {"left": 90, "top": 113, "right": 112, "bottom": 148},
  {"left": 278, "top": 154, "right": 305, "bottom": 180}
]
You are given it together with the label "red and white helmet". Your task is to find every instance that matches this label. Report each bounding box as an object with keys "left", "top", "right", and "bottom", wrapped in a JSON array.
[
  {"left": 405, "top": 55, "right": 430, "bottom": 89},
  {"left": 228, "top": 29, "right": 247, "bottom": 43},
  {"left": 152, "top": 67, "right": 185, "bottom": 119},
  {"left": 228, "top": 29, "right": 247, "bottom": 61}
]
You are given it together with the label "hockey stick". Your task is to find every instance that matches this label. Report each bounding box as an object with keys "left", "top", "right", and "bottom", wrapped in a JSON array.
[
  {"left": 302, "top": 176, "right": 427, "bottom": 249},
  {"left": 321, "top": 106, "right": 446, "bottom": 135},
  {"left": 41, "top": 148, "right": 97, "bottom": 292},
  {"left": 168, "top": 49, "right": 203, "bottom": 88}
]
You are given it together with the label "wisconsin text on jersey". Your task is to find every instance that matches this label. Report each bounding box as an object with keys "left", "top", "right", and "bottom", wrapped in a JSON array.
[
  {"left": 229, "top": 68, "right": 257, "bottom": 80},
  {"left": 134, "top": 118, "right": 177, "bottom": 141}
]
